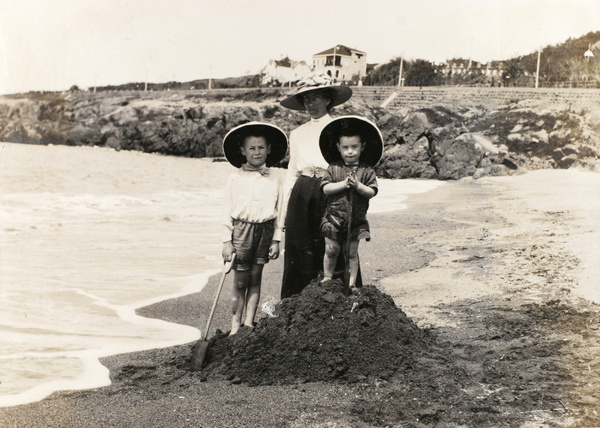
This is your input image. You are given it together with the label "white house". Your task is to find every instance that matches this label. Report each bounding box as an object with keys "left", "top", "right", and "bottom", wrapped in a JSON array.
[
  {"left": 312, "top": 45, "right": 367, "bottom": 83},
  {"left": 260, "top": 57, "right": 313, "bottom": 86}
]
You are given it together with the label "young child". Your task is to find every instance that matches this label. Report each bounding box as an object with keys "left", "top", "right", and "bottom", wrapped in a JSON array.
[
  {"left": 318, "top": 116, "right": 383, "bottom": 288},
  {"left": 221, "top": 122, "right": 288, "bottom": 335}
]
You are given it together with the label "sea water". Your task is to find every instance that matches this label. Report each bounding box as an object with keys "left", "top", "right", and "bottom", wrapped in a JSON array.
[{"left": 0, "top": 142, "right": 442, "bottom": 407}]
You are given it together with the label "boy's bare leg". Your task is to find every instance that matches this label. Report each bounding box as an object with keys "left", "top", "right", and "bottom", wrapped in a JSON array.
[
  {"left": 348, "top": 239, "right": 360, "bottom": 288},
  {"left": 230, "top": 270, "right": 248, "bottom": 335},
  {"left": 243, "top": 264, "right": 264, "bottom": 328},
  {"left": 323, "top": 237, "right": 341, "bottom": 281}
]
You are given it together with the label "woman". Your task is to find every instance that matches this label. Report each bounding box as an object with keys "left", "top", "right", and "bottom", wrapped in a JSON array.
[{"left": 279, "top": 74, "right": 358, "bottom": 298}]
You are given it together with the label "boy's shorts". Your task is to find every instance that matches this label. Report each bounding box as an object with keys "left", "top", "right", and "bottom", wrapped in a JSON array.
[
  {"left": 321, "top": 217, "right": 371, "bottom": 243},
  {"left": 232, "top": 219, "right": 275, "bottom": 271}
]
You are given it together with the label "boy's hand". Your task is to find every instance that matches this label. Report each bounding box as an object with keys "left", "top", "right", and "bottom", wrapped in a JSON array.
[
  {"left": 269, "top": 241, "right": 280, "bottom": 259},
  {"left": 222, "top": 241, "right": 235, "bottom": 262},
  {"left": 347, "top": 175, "right": 359, "bottom": 189}
]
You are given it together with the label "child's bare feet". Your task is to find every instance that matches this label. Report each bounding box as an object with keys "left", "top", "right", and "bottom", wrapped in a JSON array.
[
  {"left": 241, "top": 321, "right": 256, "bottom": 331},
  {"left": 320, "top": 276, "right": 332, "bottom": 284},
  {"left": 230, "top": 318, "right": 241, "bottom": 336}
]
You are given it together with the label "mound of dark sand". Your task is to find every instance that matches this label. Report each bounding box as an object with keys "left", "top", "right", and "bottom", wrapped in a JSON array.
[{"left": 200, "top": 279, "right": 432, "bottom": 385}]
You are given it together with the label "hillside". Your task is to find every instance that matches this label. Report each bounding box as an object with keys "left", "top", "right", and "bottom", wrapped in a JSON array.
[{"left": 365, "top": 31, "right": 600, "bottom": 88}]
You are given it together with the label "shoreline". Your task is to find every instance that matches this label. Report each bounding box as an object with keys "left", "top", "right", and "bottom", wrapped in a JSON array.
[
  {"left": 1, "top": 170, "right": 599, "bottom": 427},
  {"left": 0, "top": 142, "right": 443, "bottom": 409}
]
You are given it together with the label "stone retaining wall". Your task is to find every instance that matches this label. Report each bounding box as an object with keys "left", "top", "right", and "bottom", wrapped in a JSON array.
[
  {"left": 66, "top": 86, "right": 600, "bottom": 111},
  {"left": 351, "top": 86, "right": 600, "bottom": 110}
]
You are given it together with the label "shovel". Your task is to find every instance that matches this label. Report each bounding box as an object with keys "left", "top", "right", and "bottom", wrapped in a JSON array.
[
  {"left": 342, "top": 184, "right": 354, "bottom": 296},
  {"left": 190, "top": 253, "right": 236, "bottom": 371}
]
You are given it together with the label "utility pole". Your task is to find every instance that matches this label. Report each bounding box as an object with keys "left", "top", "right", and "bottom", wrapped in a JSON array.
[
  {"left": 397, "top": 57, "right": 404, "bottom": 88},
  {"left": 535, "top": 48, "right": 541, "bottom": 89}
]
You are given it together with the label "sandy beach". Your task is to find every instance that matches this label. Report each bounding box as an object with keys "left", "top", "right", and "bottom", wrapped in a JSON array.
[{"left": 1, "top": 169, "right": 599, "bottom": 427}]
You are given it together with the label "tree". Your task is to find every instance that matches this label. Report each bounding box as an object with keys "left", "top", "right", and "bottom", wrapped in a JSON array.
[
  {"left": 363, "top": 58, "right": 402, "bottom": 86},
  {"left": 405, "top": 60, "right": 439, "bottom": 86}
]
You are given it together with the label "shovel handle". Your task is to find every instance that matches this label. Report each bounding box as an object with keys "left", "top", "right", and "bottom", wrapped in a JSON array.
[
  {"left": 202, "top": 253, "right": 236, "bottom": 340},
  {"left": 224, "top": 255, "right": 235, "bottom": 274},
  {"left": 343, "top": 188, "right": 353, "bottom": 296}
]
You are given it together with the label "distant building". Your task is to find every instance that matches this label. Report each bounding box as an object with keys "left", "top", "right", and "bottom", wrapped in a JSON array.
[
  {"left": 437, "top": 59, "right": 506, "bottom": 84},
  {"left": 483, "top": 61, "right": 505, "bottom": 78},
  {"left": 312, "top": 45, "right": 367, "bottom": 83},
  {"left": 260, "top": 57, "right": 313, "bottom": 86},
  {"left": 586, "top": 40, "right": 600, "bottom": 64},
  {"left": 439, "top": 59, "right": 489, "bottom": 76}
]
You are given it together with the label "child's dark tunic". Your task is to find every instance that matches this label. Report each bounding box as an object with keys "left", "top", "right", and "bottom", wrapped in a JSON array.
[{"left": 320, "top": 161, "right": 378, "bottom": 242}]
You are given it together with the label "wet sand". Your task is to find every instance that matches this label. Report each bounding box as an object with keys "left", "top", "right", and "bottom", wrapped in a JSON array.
[{"left": 1, "top": 170, "right": 599, "bottom": 427}]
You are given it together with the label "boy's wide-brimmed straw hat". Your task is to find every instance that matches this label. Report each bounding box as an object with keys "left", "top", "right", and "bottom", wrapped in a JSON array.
[
  {"left": 280, "top": 73, "right": 352, "bottom": 111},
  {"left": 319, "top": 116, "right": 384, "bottom": 167},
  {"left": 222, "top": 122, "right": 288, "bottom": 168}
]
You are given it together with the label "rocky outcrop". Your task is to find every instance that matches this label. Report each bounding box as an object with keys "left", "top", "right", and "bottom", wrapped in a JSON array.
[{"left": 1, "top": 89, "right": 599, "bottom": 179}]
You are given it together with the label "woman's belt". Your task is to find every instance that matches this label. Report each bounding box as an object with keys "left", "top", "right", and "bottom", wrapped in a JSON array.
[{"left": 300, "top": 167, "right": 326, "bottom": 178}]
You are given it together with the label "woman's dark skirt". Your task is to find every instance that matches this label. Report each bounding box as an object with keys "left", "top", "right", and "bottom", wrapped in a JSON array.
[{"left": 281, "top": 175, "right": 361, "bottom": 299}]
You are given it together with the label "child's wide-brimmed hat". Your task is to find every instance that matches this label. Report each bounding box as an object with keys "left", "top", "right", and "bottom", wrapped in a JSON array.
[
  {"left": 280, "top": 73, "right": 352, "bottom": 111},
  {"left": 319, "top": 116, "right": 384, "bottom": 167},
  {"left": 222, "top": 122, "right": 288, "bottom": 168}
]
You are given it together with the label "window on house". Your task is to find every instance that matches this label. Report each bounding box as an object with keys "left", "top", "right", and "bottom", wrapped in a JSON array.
[{"left": 326, "top": 55, "right": 342, "bottom": 66}]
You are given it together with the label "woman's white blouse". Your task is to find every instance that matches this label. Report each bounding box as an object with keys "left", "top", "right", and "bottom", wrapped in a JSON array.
[{"left": 283, "top": 114, "right": 333, "bottom": 202}]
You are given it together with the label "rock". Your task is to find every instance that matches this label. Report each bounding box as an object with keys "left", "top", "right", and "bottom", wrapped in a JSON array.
[
  {"left": 468, "top": 133, "right": 500, "bottom": 155},
  {"left": 105, "top": 136, "right": 121, "bottom": 150},
  {"left": 531, "top": 129, "right": 549, "bottom": 144},
  {"left": 508, "top": 133, "right": 523, "bottom": 143},
  {"left": 472, "top": 168, "right": 487, "bottom": 179},
  {"left": 490, "top": 163, "right": 510, "bottom": 176},
  {"left": 579, "top": 144, "right": 600, "bottom": 158},
  {"left": 383, "top": 143, "right": 409, "bottom": 160},
  {"left": 511, "top": 124, "right": 523, "bottom": 133},
  {"left": 435, "top": 133, "right": 483, "bottom": 180},
  {"left": 557, "top": 153, "right": 579, "bottom": 168},
  {"left": 105, "top": 105, "right": 138, "bottom": 126},
  {"left": 562, "top": 144, "right": 580, "bottom": 156},
  {"left": 553, "top": 148, "right": 565, "bottom": 162},
  {"left": 585, "top": 110, "right": 600, "bottom": 131},
  {"left": 401, "top": 111, "right": 429, "bottom": 135},
  {"left": 66, "top": 124, "right": 102, "bottom": 146},
  {"left": 2, "top": 91, "right": 600, "bottom": 180},
  {"left": 500, "top": 158, "right": 519, "bottom": 170}
]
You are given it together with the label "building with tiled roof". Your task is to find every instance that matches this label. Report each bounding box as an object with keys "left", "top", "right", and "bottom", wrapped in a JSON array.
[{"left": 312, "top": 45, "right": 367, "bottom": 84}]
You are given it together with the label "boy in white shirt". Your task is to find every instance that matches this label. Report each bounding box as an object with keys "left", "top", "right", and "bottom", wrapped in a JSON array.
[{"left": 221, "top": 122, "right": 288, "bottom": 335}]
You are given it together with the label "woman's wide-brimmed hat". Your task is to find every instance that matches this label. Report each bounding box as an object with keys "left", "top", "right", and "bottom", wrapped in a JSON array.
[
  {"left": 222, "top": 122, "right": 288, "bottom": 168},
  {"left": 280, "top": 73, "right": 352, "bottom": 111},
  {"left": 319, "top": 116, "right": 384, "bottom": 167}
]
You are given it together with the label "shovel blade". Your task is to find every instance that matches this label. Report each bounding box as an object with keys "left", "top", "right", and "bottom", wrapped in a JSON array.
[
  {"left": 343, "top": 270, "right": 351, "bottom": 295},
  {"left": 190, "top": 339, "right": 209, "bottom": 371}
]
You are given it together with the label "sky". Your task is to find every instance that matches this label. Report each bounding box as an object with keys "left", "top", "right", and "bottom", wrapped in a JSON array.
[{"left": 0, "top": 0, "right": 598, "bottom": 94}]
